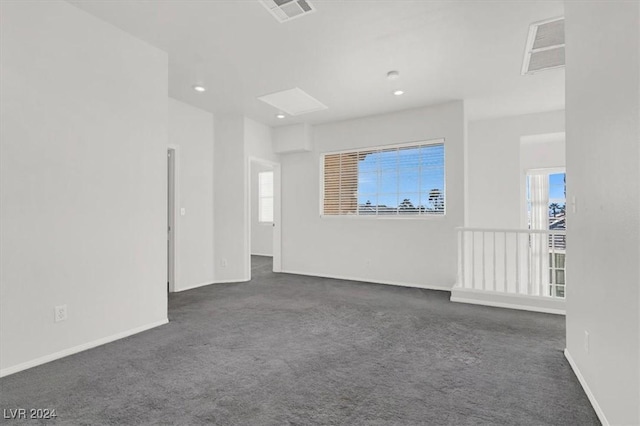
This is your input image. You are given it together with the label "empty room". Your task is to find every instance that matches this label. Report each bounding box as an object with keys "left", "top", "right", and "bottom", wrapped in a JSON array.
[{"left": 1, "top": 0, "right": 638, "bottom": 425}]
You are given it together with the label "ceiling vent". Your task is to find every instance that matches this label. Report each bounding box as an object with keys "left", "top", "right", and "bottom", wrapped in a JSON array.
[
  {"left": 259, "top": 0, "right": 316, "bottom": 23},
  {"left": 522, "top": 17, "right": 565, "bottom": 75}
]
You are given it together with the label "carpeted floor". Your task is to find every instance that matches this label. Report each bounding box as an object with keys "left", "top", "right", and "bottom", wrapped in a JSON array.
[{"left": 0, "top": 256, "right": 599, "bottom": 425}]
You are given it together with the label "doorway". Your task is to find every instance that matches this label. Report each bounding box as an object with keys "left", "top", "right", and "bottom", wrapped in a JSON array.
[
  {"left": 167, "top": 148, "right": 176, "bottom": 292},
  {"left": 248, "top": 157, "right": 282, "bottom": 278}
]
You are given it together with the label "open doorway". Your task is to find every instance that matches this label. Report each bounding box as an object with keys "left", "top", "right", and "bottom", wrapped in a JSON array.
[
  {"left": 167, "top": 148, "right": 176, "bottom": 292},
  {"left": 248, "top": 157, "right": 281, "bottom": 278}
]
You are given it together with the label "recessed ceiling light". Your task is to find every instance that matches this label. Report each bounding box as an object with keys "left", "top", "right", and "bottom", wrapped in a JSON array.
[
  {"left": 387, "top": 70, "right": 400, "bottom": 80},
  {"left": 192, "top": 85, "right": 206, "bottom": 92},
  {"left": 393, "top": 90, "right": 404, "bottom": 96},
  {"left": 276, "top": 113, "right": 286, "bottom": 119}
]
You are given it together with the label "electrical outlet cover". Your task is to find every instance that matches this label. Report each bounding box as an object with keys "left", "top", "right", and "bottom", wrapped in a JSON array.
[{"left": 55, "top": 305, "right": 67, "bottom": 322}]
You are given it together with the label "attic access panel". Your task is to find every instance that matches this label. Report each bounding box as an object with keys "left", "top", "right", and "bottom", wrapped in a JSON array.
[{"left": 258, "top": 87, "right": 328, "bottom": 116}]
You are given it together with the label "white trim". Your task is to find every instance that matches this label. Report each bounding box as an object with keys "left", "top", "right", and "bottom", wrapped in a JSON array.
[
  {"left": 320, "top": 137, "right": 445, "bottom": 156},
  {"left": 564, "top": 349, "right": 610, "bottom": 426},
  {"left": 214, "top": 277, "right": 251, "bottom": 284},
  {"left": 457, "top": 226, "right": 565, "bottom": 235},
  {"left": 281, "top": 269, "right": 451, "bottom": 292},
  {"left": 174, "top": 280, "right": 216, "bottom": 292},
  {"left": 319, "top": 213, "right": 447, "bottom": 220},
  {"left": 167, "top": 144, "right": 181, "bottom": 293},
  {"left": 0, "top": 319, "right": 169, "bottom": 378},
  {"left": 251, "top": 252, "right": 273, "bottom": 257},
  {"left": 450, "top": 296, "right": 565, "bottom": 315},
  {"left": 526, "top": 166, "right": 566, "bottom": 176},
  {"left": 450, "top": 286, "right": 565, "bottom": 315},
  {"left": 248, "top": 156, "right": 282, "bottom": 277}
]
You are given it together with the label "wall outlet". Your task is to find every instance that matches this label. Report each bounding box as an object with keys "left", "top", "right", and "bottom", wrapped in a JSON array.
[
  {"left": 584, "top": 330, "right": 589, "bottom": 354},
  {"left": 221, "top": 258, "right": 228, "bottom": 268},
  {"left": 54, "top": 305, "right": 67, "bottom": 322}
]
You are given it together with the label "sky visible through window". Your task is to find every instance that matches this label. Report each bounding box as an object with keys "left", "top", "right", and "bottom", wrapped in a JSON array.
[
  {"left": 356, "top": 144, "right": 444, "bottom": 210},
  {"left": 549, "top": 172, "right": 565, "bottom": 201}
]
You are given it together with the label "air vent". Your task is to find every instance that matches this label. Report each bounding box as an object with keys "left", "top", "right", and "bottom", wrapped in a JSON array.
[
  {"left": 522, "top": 17, "right": 565, "bottom": 75},
  {"left": 259, "top": 0, "right": 315, "bottom": 23}
]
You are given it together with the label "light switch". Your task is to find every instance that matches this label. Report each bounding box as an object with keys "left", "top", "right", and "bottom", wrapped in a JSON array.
[
  {"left": 571, "top": 196, "right": 577, "bottom": 213},
  {"left": 180, "top": 207, "right": 186, "bottom": 216}
]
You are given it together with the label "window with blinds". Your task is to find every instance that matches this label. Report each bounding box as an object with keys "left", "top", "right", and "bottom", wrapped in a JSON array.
[
  {"left": 322, "top": 140, "right": 445, "bottom": 216},
  {"left": 258, "top": 171, "right": 274, "bottom": 223}
]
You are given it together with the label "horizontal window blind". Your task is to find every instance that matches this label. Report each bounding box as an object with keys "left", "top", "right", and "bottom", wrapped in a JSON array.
[
  {"left": 322, "top": 141, "right": 445, "bottom": 216},
  {"left": 258, "top": 171, "right": 274, "bottom": 223}
]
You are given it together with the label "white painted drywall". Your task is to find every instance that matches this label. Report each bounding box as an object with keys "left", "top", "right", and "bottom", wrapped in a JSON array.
[
  {"left": 213, "top": 114, "right": 249, "bottom": 282},
  {"left": 213, "top": 117, "right": 279, "bottom": 282},
  {"left": 168, "top": 98, "right": 215, "bottom": 291},
  {"left": 246, "top": 118, "right": 279, "bottom": 261},
  {"left": 280, "top": 101, "right": 465, "bottom": 289},
  {"left": 565, "top": 2, "right": 640, "bottom": 425},
  {"left": 251, "top": 162, "right": 274, "bottom": 256},
  {"left": 273, "top": 123, "right": 312, "bottom": 154},
  {"left": 466, "top": 111, "right": 565, "bottom": 229},
  {"left": 245, "top": 118, "right": 279, "bottom": 163},
  {"left": 0, "top": 0, "right": 168, "bottom": 373}
]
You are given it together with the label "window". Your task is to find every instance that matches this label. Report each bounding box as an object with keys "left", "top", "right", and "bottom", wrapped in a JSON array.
[
  {"left": 322, "top": 140, "right": 445, "bottom": 216},
  {"left": 526, "top": 171, "right": 566, "bottom": 230},
  {"left": 258, "top": 171, "right": 274, "bottom": 223},
  {"left": 526, "top": 170, "right": 566, "bottom": 298}
]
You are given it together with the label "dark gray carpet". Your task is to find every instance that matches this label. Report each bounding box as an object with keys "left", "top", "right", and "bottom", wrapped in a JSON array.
[{"left": 0, "top": 256, "right": 599, "bottom": 425}]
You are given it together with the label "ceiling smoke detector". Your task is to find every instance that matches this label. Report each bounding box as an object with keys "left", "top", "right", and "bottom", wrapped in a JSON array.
[
  {"left": 259, "top": 0, "right": 316, "bottom": 23},
  {"left": 522, "top": 17, "right": 565, "bottom": 75}
]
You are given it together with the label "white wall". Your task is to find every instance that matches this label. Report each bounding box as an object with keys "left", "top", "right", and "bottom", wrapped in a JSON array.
[
  {"left": 467, "top": 111, "right": 565, "bottom": 229},
  {"left": 0, "top": 0, "right": 168, "bottom": 375},
  {"left": 246, "top": 118, "right": 278, "bottom": 259},
  {"left": 280, "top": 101, "right": 465, "bottom": 289},
  {"left": 213, "top": 117, "right": 279, "bottom": 281},
  {"left": 213, "top": 114, "right": 248, "bottom": 282},
  {"left": 245, "top": 118, "right": 279, "bottom": 163},
  {"left": 168, "top": 99, "right": 215, "bottom": 291},
  {"left": 565, "top": 2, "right": 640, "bottom": 425},
  {"left": 251, "top": 162, "right": 274, "bottom": 256}
]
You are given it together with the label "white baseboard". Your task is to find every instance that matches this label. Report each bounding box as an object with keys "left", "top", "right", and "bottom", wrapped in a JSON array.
[
  {"left": 564, "top": 348, "right": 609, "bottom": 426},
  {"left": 214, "top": 278, "right": 250, "bottom": 284},
  {"left": 450, "top": 296, "right": 565, "bottom": 315},
  {"left": 174, "top": 280, "right": 215, "bottom": 292},
  {"left": 0, "top": 319, "right": 169, "bottom": 378},
  {"left": 450, "top": 287, "right": 565, "bottom": 315},
  {"left": 281, "top": 269, "right": 451, "bottom": 292}
]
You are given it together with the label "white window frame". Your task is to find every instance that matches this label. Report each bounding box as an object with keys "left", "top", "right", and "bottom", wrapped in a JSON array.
[
  {"left": 525, "top": 167, "right": 566, "bottom": 230},
  {"left": 319, "top": 138, "right": 446, "bottom": 219},
  {"left": 258, "top": 170, "right": 274, "bottom": 224}
]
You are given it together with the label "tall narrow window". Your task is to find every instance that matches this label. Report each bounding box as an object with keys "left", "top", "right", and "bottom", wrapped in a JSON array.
[
  {"left": 526, "top": 171, "right": 566, "bottom": 230},
  {"left": 322, "top": 140, "right": 445, "bottom": 217},
  {"left": 526, "top": 170, "right": 566, "bottom": 298},
  {"left": 258, "top": 171, "right": 274, "bottom": 223}
]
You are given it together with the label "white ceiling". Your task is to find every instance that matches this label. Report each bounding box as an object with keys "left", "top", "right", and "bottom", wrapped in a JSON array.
[{"left": 68, "top": 0, "right": 565, "bottom": 127}]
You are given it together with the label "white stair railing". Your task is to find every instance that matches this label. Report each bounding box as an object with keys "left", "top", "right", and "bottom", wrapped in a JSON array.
[{"left": 456, "top": 227, "right": 566, "bottom": 299}]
